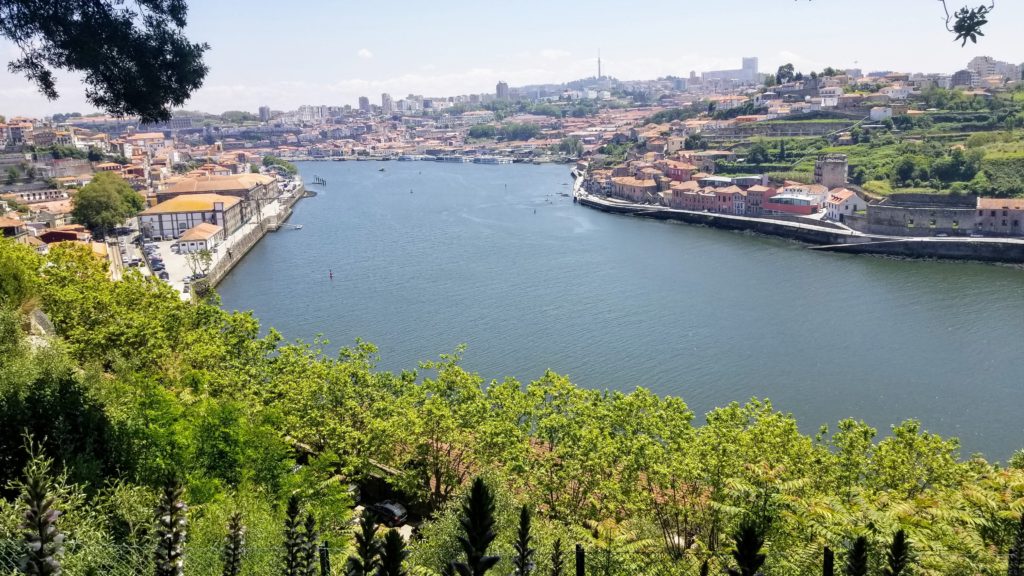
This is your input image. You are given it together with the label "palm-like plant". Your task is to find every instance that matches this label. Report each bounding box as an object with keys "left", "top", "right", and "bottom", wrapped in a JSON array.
[
  {"left": 283, "top": 495, "right": 303, "bottom": 576},
  {"left": 18, "top": 453, "right": 64, "bottom": 576},
  {"left": 726, "top": 519, "right": 766, "bottom": 576},
  {"left": 882, "top": 530, "right": 910, "bottom": 576},
  {"left": 844, "top": 536, "right": 869, "bottom": 576},
  {"left": 376, "top": 529, "right": 407, "bottom": 576},
  {"left": 450, "top": 477, "right": 500, "bottom": 576},
  {"left": 221, "top": 512, "right": 245, "bottom": 576},
  {"left": 1009, "top": 514, "right": 1024, "bottom": 576},
  {"left": 347, "top": 513, "right": 381, "bottom": 576},
  {"left": 512, "top": 505, "right": 535, "bottom": 576},
  {"left": 301, "top": 513, "right": 318, "bottom": 576},
  {"left": 548, "top": 539, "right": 564, "bottom": 576},
  {"left": 155, "top": 481, "right": 187, "bottom": 576}
]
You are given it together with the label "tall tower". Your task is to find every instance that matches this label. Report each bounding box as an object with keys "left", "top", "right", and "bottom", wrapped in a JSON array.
[{"left": 598, "top": 49, "right": 602, "bottom": 80}]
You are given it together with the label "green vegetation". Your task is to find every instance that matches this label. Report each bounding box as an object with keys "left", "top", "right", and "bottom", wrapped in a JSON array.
[
  {"left": 558, "top": 137, "right": 584, "bottom": 158},
  {"left": 468, "top": 123, "right": 541, "bottom": 142},
  {"left": 0, "top": 0, "right": 208, "bottom": 122},
  {"left": 70, "top": 171, "right": 145, "bottom": 233},
  {"left": 468, "top": 125, "right": 497, "bottom": 139},
  {"left": 262, "top": 155, "right": 297, "bottom": 174},
  {"left": 0, "top": 238, "right": 1023, "bottom": 576}
]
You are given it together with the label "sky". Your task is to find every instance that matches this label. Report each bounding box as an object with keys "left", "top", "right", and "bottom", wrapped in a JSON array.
[{"left": 0, "top": 0, "right": 1022, "bottom": 117}]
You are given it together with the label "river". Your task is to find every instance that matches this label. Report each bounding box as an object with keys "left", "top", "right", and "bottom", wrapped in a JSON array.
[{"left": 218, "top": 161, "right": 1024, "bottom": 459}]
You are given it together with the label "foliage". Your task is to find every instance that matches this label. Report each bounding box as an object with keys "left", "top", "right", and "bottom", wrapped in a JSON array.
[
  {"left": 512, "top": 506, "right": 534, "bottom": 576},
  {"left": 646, "top": 108, "right": 699, "bottom": 124},
  {"left": 725, "top": 518, "right": 766, "bottom": 576},
  {"left": 450, "top": 478, "right": 500, "bottom": 576},
  {"left": 71, "top": 172, "right": 144, "bottom": 233},
  {"left": 154, "top": 480, "right": 187, "bottom": 576},
  {"left": 377, "top": 530, "right": 408, "bottom": 576},
  {"left": 882, "top": 529, "right": 910, "bottom": 576},
  {"left": 1010, "top": 514, "right": 1024, "bottom": 576},
  {"left": 497, "top": 123, "right": 540, "bottom": 142},
  {"left": 548, "top": 539, "right": 563, "bottom": 576},
  {"left": 0, "top": 0, "right": 209, "bottom": 121},
  {"left": 262, "top": 155, "right": 297, "bottom": 174},
  {"left": 347, "top": 513, "right": 381, "bottom": 576},
  {"left": 844, "top": 536, "right": 868, "bottom": 576},
  {"left": 18, "top": 446, "right": 65, "bottom": 576},
  {"left": 221, "top": 512, "right": 244, "bottom": 576},
  {"left": 558, "top": 137, "right": 584, "bottom": 158},
  {"left": 283, "top": 496, "right": 303, "bottom": 576},
  {"left": 301, "top": 513, "right": 318, "bottom": 576},
  {"left": 467, "top": 125, "right": 496, "bottom": 140}
]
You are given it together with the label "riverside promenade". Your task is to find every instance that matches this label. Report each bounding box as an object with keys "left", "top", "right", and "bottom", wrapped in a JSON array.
[{"left": 574, "top": 184, "right": 1024, "bottom": 264}]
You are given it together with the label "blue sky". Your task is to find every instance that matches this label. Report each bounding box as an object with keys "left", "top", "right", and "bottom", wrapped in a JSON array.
[{"left": 1, "top": 0, "right": 1022, "bottom": 116}]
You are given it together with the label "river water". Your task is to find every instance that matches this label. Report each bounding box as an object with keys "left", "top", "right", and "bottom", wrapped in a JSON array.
[{"left": 218, "top": 161, "right": 1024, "bottom": 459}]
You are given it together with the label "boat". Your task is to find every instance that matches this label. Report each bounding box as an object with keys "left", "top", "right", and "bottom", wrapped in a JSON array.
[{"left": 379, "top": 167, "right": 385, "bottom": 172}]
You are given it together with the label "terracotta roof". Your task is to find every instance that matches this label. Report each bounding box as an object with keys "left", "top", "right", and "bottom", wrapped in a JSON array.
[
  {"left": 177, "top": 222, "right": 223, "bottom": 242},
  {"left": 163, "top": 174, "right": 274, "bottom": 194},
  {"left": 0, "top": 216, "right": 24, "bottom": 228},
  {"left": 141, "top": 194, "right": 241, "bottom": 215},
  {"left": 828, "top": 188, "right": 856, "bottom": 203},
  {"left": 978, "top": 198, "right": 1024, "bottom": 210}
]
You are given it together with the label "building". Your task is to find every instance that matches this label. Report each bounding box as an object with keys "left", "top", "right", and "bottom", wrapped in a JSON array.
[
  {"left": 814, "top": 154, "right": 848, "bottom": 189},
  {"left": 174, "top": 222, "right": 224, "bottom": 254},
  {"left": 156, "top": 173, "right": 278, "bottom": 221},
  {"left": 867, "top": 194, "right": 977, "bottom": 236},
  {"left": 381, "top": 93, "right": 394, "bottom": 114},
  {"left": 358, "top": 96, "right": 371, "bottom": 112},
  {"left": 764, "top": 192, "right": 819, "bottom": 215},
  {"left": 0, "top": 216, "right": 27, "bottom": 241},
  {"left": 950, "top": 69, "right": 977, "bottom": 88},
  {"left": 825, "top": 188, "right": 867, "bottom": 222},
  {"left": 976, "top": 197, "right": 1024, "bottom": 236},
  {"left": 496, "top": 81, "right": 510, "bottom": 101},
  {"left": 140, "top": 193, "right": 245, "bottom": 240},
  {"left": 701, "top": 57, "right": 760, "bottom": 84},
  {"left": 259, "top": 106, "right": 271, "bottom": 122}
]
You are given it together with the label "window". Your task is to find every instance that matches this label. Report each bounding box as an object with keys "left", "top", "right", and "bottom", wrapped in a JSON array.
[
  {"left": 1002, "top": 220, "right": 1008, "bottom": 226},
  {"left": 978, "top": 210, "right": 983, "bottom": 216},
  {"left": 991, "top": 210, "right": 996, "bottom": 216},
  {"left": 929, "top": 219, "right": 937, "bottom": 227},
  {"left": 1004, "top": 210, "right": 1009, "bottom": 216}
]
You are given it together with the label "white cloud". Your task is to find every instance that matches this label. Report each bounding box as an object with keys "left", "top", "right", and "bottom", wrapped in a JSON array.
[{"left": 357, "top": 48, "right": 373, "bottom": 59}]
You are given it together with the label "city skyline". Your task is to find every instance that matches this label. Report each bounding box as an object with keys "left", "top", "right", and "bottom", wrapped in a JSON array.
[{"left": 0, "top": 0, "right": 1022, "bottom": 116}]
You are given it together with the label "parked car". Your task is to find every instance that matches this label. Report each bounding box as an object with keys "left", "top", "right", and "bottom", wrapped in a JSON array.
[
  {"left": 367, "top": 500, "right": 407, "bottom": 527},
  {"left": 158, "top": 271, "right": 170, "bottom": 280}
]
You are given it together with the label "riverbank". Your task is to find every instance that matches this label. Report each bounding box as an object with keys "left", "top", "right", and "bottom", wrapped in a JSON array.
[{"left": 574, "top": 189, "right": 1024, "bottom": 264}]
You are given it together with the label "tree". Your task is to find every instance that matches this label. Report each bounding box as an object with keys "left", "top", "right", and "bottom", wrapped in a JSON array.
[
  {"left": 283, "top": 495, "right": 303, "bottom": 576},
  {"left": 844, "top": 536, "right": 869, "bottom": 576},
  {"left": 726, "top": 519, "right": 767, "bottom": 576},
  {"left": 548, "top": 539, "right": 564, "bottom": 576},
  {"left": 512, "top": 506, "right": 535, "bottom": 576},
  {"left": 18, "top": 447, "right": 65, "bottom": 576},
  {"left": 882, "top": 530, "right": 910, "bottom": 576},
  {"left": 71, "top": 172, "right": 143, "bottom": 234},
  {"left": 941, "top": 1, "right": 994, "bottom": 46},
  {"left": 449, "top": 477, "right": 500, "bottom": 576},
  {"left": 155, "top": 480, "right": 187, "bottom": 576},
  {"left": 0, "top": 0, "right": 209, "bottom": 122},
  {"left": 1009, "top": 514, "right": 1024, "bottom": 576},
  {"left": 221, "top": 512, "right": 245, "bottom": 576},
  {"left": 747, "top": 143, "right": 770, "bottom": 165},
  {"left": 377, "top": 530, "right": 408, "bottom": 576},
  {"left": 776, "top": 63, "right": 795, "bottom": 84},
  {"left": 6, "top": 166, "right": 18, "bottom": 184},
  {"left": 347, "top": 513, "right": 381, "bottom": 576}
]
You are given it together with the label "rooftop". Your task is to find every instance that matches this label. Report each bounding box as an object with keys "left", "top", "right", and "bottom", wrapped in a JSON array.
[{"left": 141, "top": 193, "right": 241, "bottom": 215}]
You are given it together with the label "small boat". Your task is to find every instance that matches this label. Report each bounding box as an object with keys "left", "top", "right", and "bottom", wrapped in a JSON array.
[{"left": 379, "top": 167, "right": 385, "bottom": 172}]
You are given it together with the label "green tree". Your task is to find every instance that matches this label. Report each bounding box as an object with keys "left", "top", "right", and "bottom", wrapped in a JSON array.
[
  {"left": 450, "top": 477, "right": 500, "bottom": 576},
  {"left": 155, "top": 480, "right": 188, "bottom": 576},
  {"left": 71, "top": 172, "right": 143, "bottom": 234},
  {"left": 776, "top": 63, "right": 795, "bottom": 84},
  {"left": 6, "top": 166, "right": 18, "bottom": 184},
  {"left": 882, "top": 529, "right": 910, "bottom": 576},
  {"left": 347, "top": 513, "right": 381, "bottom": 576},
  {"left": 747, "top": 143, "right": 770, "bottom": 165},
  {"left": 377, "top": 530, "right": 408, "bottom": 576},
  {"left": 1009, "top": 514, "right": 1024, "bottom": 576},
  {"left": 512, "top": 506, "right": 534, "bottom": 576},
  {"left": 726, "top": 519, "right": 767, "bottom": 576},
  {"left": 0, "top": 238, "right": 42, "bottom": 310},
  {"left": 844, "top": 536, "right": 868, "bottom": 576},
  {"left": 301, "top": 513, "right": 319, "bottom": 576},
  {"left": 0, "top": 0, "right": 209, "bottom": 121},
  {"left": 548, "top": 539, "right": 564, "bottom": 576},
  {"left": 221, "top": 512, "right": 245, "bottom": 576},
  {"left": 18, "top": 446, "right": 65, "bottom": 576}
]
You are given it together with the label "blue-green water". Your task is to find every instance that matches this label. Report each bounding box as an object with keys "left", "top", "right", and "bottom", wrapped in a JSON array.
[{"left": 218, "top": 161, "right": 1024, "bottom": 459}]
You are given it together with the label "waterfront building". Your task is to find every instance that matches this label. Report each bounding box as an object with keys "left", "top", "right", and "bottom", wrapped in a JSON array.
[
  {"left": 976, "top": 197, "right": 1024, "bottom": 236},
  {"left": 814, "top": 154, "right": 848, "bottom": 189},
  {"left": 140, "top": 193, "right": 245, "bottom": 240},
  {"left": 866, "top": 194, "right": 977, "bottom": 236},
  {"left": 764, "top": 192, "right": 819, "bottom": 215},
  {"left": 825, "top": 188, "right": 867, "bottom": 222},
  {"left": 174, "top": 222, "right": 224, "bottom": 254}
]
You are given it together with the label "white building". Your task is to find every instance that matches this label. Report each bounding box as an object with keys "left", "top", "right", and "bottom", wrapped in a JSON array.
[
  {"left": 826, "top": 188, "right": 867, "bottom": 222},
  {"left": 870, "top": 107, "right": 893, "bottom": 122},
  {"left": 140, "top": 193, "right": 244, "bottom": 240},
  {"left": 174, "top": 222, "right": 224, "bottom": 254}
]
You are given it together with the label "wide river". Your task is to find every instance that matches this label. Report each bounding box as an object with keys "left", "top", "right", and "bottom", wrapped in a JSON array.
[{"left": 219, "top": 161, "right": 1024, "bottom": 459}]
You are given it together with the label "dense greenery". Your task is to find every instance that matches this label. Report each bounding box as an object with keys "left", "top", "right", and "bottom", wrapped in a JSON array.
[
  {"left": 70, "top": 172, "right": 145, "bottom": 233},
  {"left": 0, "top": 0, "right": 209, "bottom": 121},
  {"left": 262, "top": 155, "right": 298, "bottom": 174},
  {"left": 0, "top": 238, "right": 1022, "bottom": 575}
]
